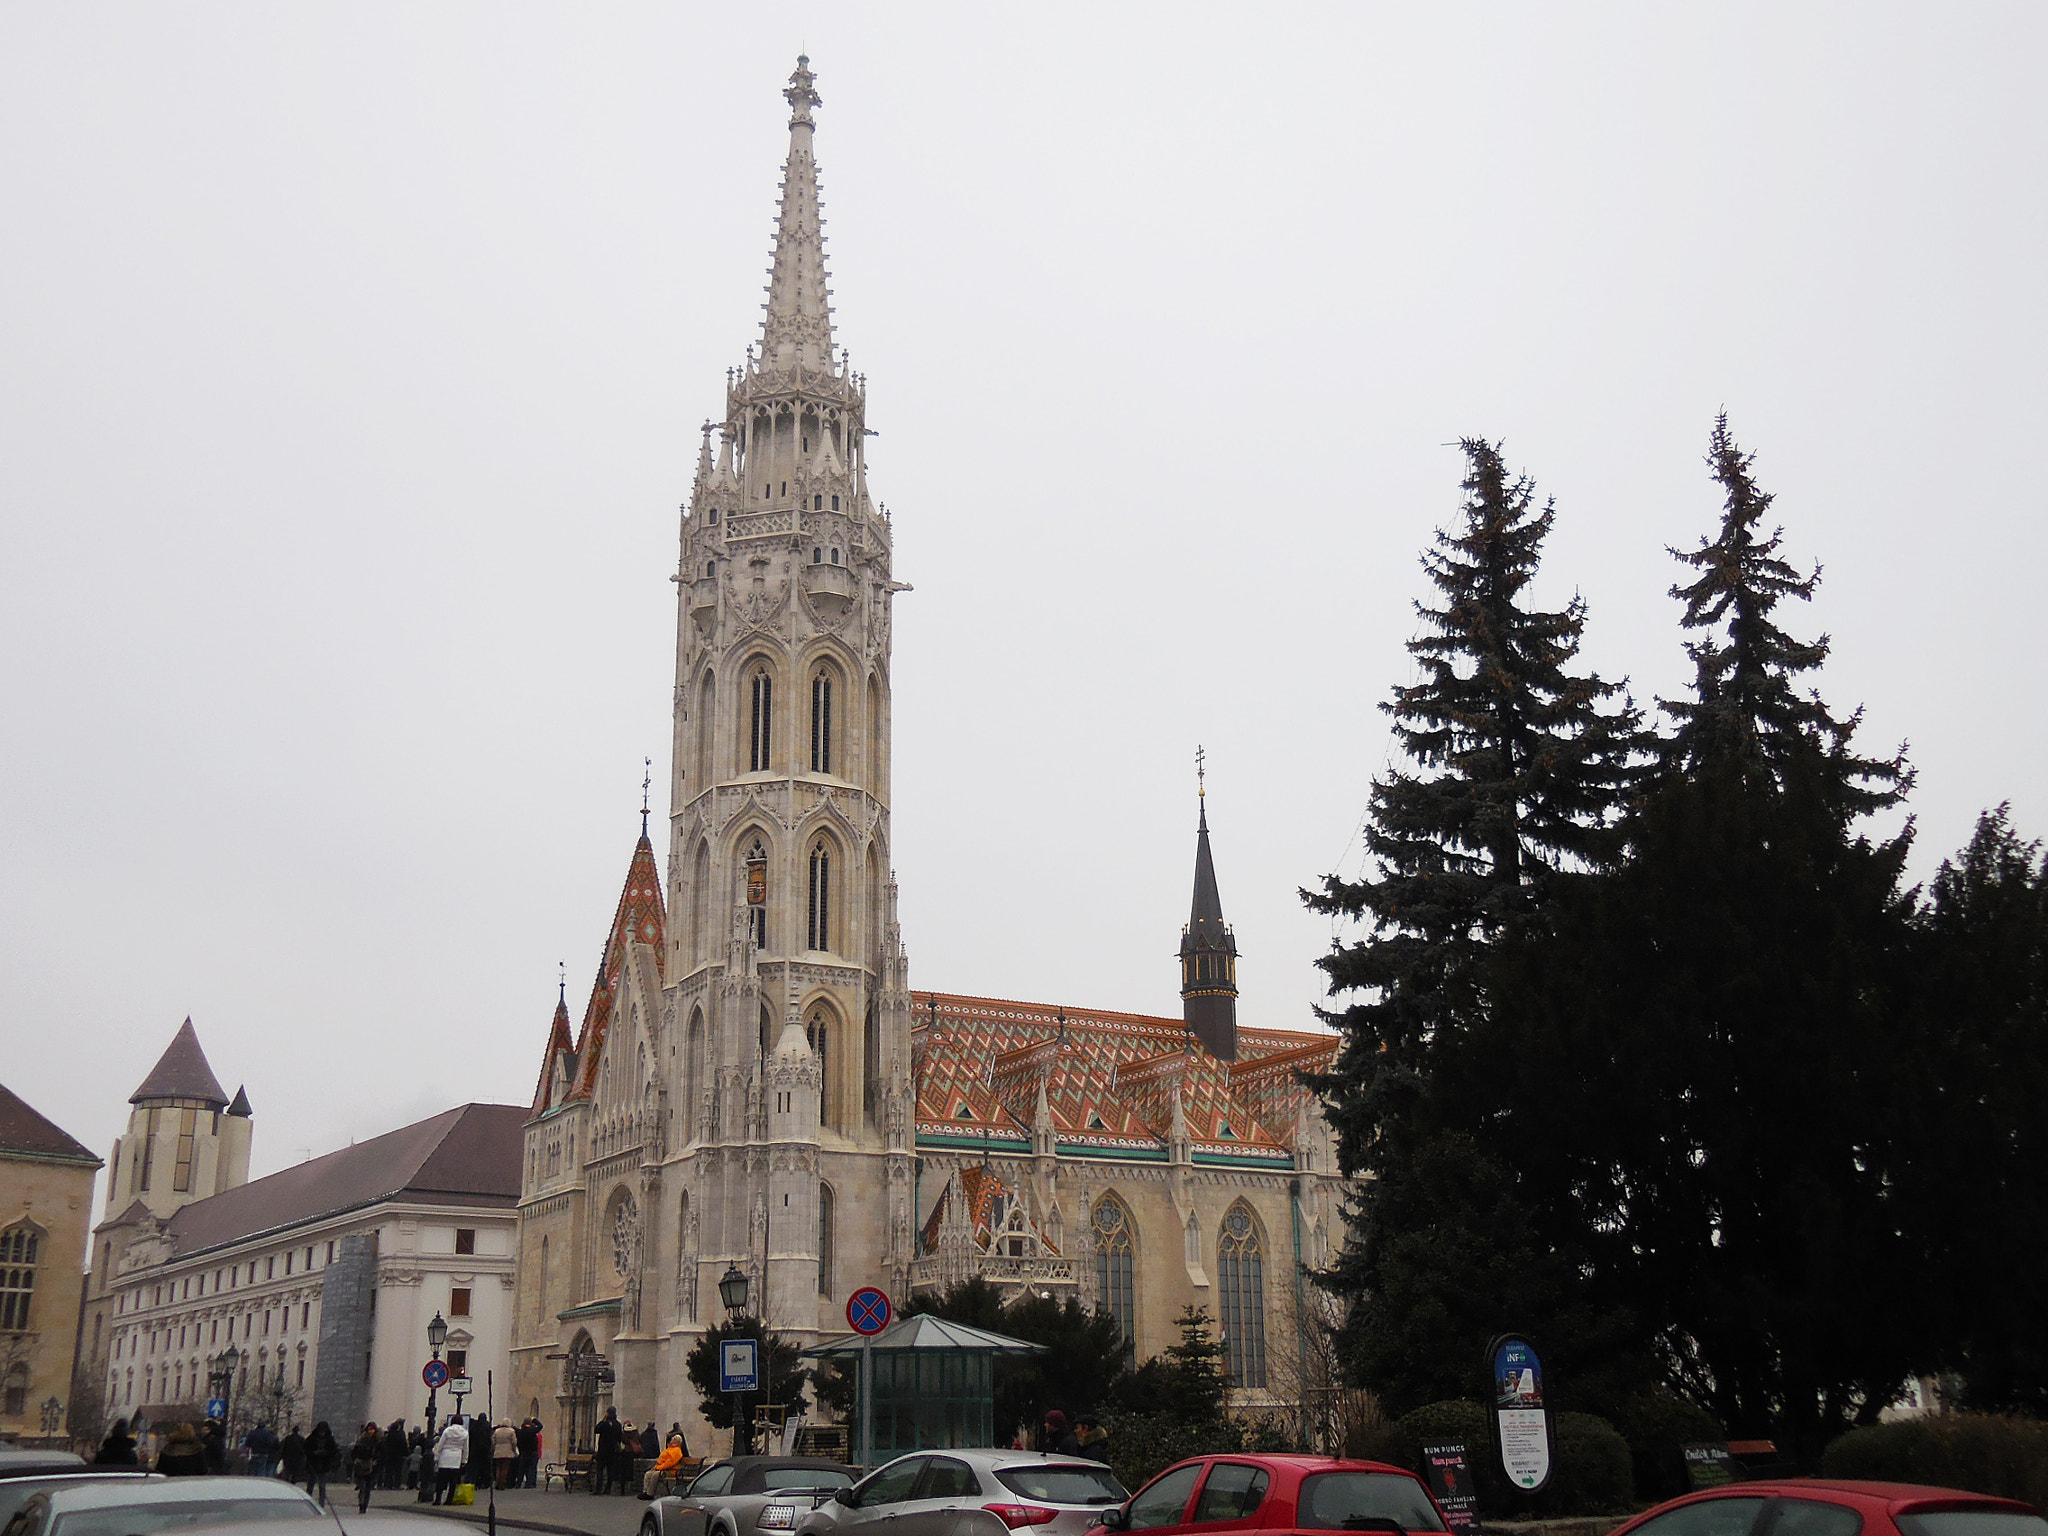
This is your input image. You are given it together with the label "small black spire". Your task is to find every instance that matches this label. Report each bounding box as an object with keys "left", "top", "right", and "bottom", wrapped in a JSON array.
[{"left": 1179, "top": 758, "right": 1239, "bottom": 1062}]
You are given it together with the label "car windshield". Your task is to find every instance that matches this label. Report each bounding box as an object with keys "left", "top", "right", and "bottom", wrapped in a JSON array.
[
  {"left": 1296, "top": 1473, "right": 1447, "bottom": 1533},
  {"left": 995, "top": 1467, "right": 1127, "bottom": 1506},
  {"left": 762, "top": 1470, "right": 854, "bottom": 1491},
  {"left": 0, "top": 1483, "right": 134, "bottom": 1529},
  {"left": 51, "top": 1498, "right": 322, "bottom": 1536},
  {"left": 1898, "top": 1515, "right": 2048, "bottom": 1536}
]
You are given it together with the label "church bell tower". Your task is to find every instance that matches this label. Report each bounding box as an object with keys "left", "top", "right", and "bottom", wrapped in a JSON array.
[{"left": 1179, "top": 771, "right": 1239, "bottom": 1062}]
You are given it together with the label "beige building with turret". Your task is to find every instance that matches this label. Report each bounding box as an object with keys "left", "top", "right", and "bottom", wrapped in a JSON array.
[
  {"left": 0, "top": 1084, "right": 100, "bottom": 1448},
  {"left": 513, "top": 57, "right": 1354, "bottom": 1458}
]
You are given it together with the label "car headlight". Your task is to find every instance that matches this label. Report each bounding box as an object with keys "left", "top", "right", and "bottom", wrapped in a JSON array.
[{"left": 759, "top": 1506, "right": 799, "bottom": 1530}]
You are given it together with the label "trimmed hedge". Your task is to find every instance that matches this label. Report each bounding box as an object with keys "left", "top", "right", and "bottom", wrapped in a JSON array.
[
  {"left": 1821, "top": 1415, "right": 2048, "bottom": 1509},
  {"left": 1607, "top": 1389, "right": 1728, "bottom": 1502},
  {"left": 1371, "top": 1399, "right": 1636, "bottom": 1519}
]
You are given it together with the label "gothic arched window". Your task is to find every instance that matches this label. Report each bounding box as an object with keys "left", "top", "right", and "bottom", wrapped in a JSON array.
[
  {"left": 0, "top": 1224, "right": 39, "bottom": 1330},
  {"left": 818, "top": 1183, "right": 836, "bottom": 1298},
  {"left": 807, "top": 843, "right": 831, "bottom": 952},
  {"left": 810, "top": 675, "right": 833, "bottom": 773},
  {"left": 807, "top": 1008, "right": 835, "bottom": 1129},
  {"left": 748, "top": 669, "right": 773, "bottom": 773},
  {"left": 746, "top": 840, "right": 768, "bottom": 950},
  {"left": 1218, "top": 1204, "right": 1268, "bottom": 1388},
  {"left": 1092, "top": 1197, "right": 1135, "bottom": 1349}
]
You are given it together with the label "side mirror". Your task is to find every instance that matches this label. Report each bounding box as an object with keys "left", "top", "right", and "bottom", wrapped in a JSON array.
[
  {"left": 834, "top": 1488, "right": 858, "bottom": 1508},
  {"left": 1098, "top": 1508, "right": 1128, "bottom": 1532}
]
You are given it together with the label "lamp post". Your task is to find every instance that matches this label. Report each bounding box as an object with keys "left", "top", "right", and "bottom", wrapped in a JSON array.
[
  {"left": 717, "top": 1265, "right": 750, "bottom": 1455},
  {"left": 209, "top": 1345, "right": 241, "bottom": 1431},
  {"left": 39, "top": 1396, "right": 63, "bottom": 1441},
  {"left": 419, "top": 1311, "right": 448, "bottom": 1504}
]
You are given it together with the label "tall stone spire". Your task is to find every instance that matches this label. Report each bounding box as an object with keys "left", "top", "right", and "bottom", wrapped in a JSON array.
[
  {"left": 760, "top": 54, "right": 835, "bottom": 374},
  {"left": 1179, "top": 779, "right": 1240, "bottom": 1062}
]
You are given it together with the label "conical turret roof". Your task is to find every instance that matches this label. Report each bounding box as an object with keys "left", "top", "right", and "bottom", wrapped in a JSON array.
[
  {"left": 130, "top": 1017, "right": 229, "bottom": 1108},
  {"left": 758, "top": 55, "right": 836, "bottom": 374},
  {"left": 1182, "top": 800, "right": 1236, "bottom": 955}
]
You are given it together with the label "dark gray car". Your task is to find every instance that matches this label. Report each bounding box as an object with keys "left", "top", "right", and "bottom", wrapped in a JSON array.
[{"left": 641, "top": 1457, "right": 858, "bottom": 1536}]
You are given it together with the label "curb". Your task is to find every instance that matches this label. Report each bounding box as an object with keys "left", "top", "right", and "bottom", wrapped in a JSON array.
[{"left": 406, "top": 1502, "right": 634, "bottom": 1536}]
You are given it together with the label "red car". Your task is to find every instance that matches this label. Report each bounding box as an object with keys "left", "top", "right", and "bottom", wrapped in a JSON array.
[
  {"left": 1609, "top": 1481, "right": 2046, "bottom": 1536},
  {"left": 1095, "top": 1455, "right": 1450, "bottom": 1536}
]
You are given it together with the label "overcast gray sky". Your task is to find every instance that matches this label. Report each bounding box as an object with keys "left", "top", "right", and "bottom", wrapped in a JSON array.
[{"left": 5, "top": 4, "right": 2044, "bottom": 1197}]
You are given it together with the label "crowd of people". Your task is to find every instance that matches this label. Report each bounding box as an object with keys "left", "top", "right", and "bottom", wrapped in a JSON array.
[{"left": 87, "top": 1411, "right": 551, "bottom": 1507}]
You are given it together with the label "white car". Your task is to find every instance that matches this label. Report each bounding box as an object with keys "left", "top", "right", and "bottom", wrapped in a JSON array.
[
  {"left": 0, "top": 1476, "right": 326, "bottom": 1536},
  {"left": 795, "top": 1451, "right": 1124, "bottom": 1536}
]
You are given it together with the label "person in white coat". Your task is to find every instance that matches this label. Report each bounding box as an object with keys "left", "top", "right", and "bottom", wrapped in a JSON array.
[{"left": 433, "top": 1416, "right": 470, "bottom": 1505}]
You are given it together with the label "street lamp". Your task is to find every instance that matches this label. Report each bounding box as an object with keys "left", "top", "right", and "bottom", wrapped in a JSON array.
[
  {"left": 717, "top": 1264, "right": 749, "bottom": 1315},
  {"left": 717, "top": 1265, "right": 753, "bottom": 1455},
  {"left": 419, "top": 1311, "right": 449, "bottom": 1504},
  {"left": 209, "top": 1345, "right": 241, "bottom": 1429},
  {"left": 39, "top": 1397, "right": 63, "bottom": 1440}
]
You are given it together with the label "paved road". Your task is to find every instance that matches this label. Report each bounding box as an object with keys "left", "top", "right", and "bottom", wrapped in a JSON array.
[{"left": 359, "top": 1485, "right": 654, "bottom": 1536}]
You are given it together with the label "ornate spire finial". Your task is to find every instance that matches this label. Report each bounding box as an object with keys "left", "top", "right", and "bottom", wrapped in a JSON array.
[
  {"left": 784, "top": 53, "right": 821, "bottom": 125},
  {"left": 558, "top": 961, "right": 566, "bottom": 1005},
  {"left": 641, "top": 757, "right": 652, "bottom": 836},
  {"left": 1196, "top": 743, "right": 1206, "bottom": 799}
]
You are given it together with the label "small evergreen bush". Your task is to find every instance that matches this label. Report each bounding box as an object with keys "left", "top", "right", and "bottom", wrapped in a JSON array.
[
  {"left": 1821, "top": 1416, "right": 2048, "bottom": 1509},
  {"left": 1607, "top": 1389, "right": 1727, "bottom": 1502}
]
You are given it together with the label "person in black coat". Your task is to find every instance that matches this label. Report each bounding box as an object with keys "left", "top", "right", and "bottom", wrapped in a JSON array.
[
  {"left": 591, "top": 1411, "right": 622, "bottom": 1496},
  {"left": 92, "top": 1419, "right": 139, "bottom": 1466},
  {"left": 467, "top": 1415, "right": 494, "bottom": 1489},
  {"left": 280, "top": 1426, "right": 307, "bottom": 1485},
  {"left": 382, "top": 1421, "right": 407, "bottom": 1489},
  {"left": 304, "top": 1422, "right": 340, "bottom": 1505},
  {"left": 156, "top": 1423, "right": 209, "bottom": 1476},
  {"left": 515, "top": 1419, "right": 540, "bottom": 1489}
]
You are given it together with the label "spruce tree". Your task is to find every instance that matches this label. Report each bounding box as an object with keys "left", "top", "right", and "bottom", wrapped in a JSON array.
[
  {"left": 1306, "top": 438, "right": 1642, "bottom": 1173},
  {"left": 1304, "top": 439, "right": 1643, "bottom": 1407},
  {"left": 1662, "top": 413, "right": 1908, "bottom": 815}
]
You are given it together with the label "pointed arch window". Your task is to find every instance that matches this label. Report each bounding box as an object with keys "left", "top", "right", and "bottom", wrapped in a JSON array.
[
  {"left": 807, "top": 843, "right": 831, "bottom": 951},
  {"left": 1091, "top": 1198, "right": 1135, "bottom": 1349},
  {"left": 0, "top": 1225, "right": 39, "bottom": 1330},
  {"left": 1218, "top": 1204, "right": 1268, "bottom": 1388},
  {"left": 748, "top": 670, "right": 773, "bottom": 772},
  {"left": 808, "top": 1008, "right": 836, "bottom": 1130},
  {"left": 811, "top": 676, "right": 833, "bottom": 774},
  {"left": 818, "top": 1183, "right": 836, "bottom": 1297},
  {"left": 746, "top": 840, "right": 768, "bottom": 949}
]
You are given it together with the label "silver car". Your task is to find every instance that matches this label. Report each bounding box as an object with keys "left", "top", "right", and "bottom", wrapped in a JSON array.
[
  {"left": 642, "top": 1456, "right": 859, "bottom": 1536},
  {"left": 0, "top": 1476, "right": 325, "bottom": 1536},
  {"left": 795, "top": 1450, "right": 1125, "bottom": 1536}
]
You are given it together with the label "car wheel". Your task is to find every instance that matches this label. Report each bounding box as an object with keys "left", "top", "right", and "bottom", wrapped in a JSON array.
[{"left": 642, "top": 1519, "right": 661, "bottom": 1536}]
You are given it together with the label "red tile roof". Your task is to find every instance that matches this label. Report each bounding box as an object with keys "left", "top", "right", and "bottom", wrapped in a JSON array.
[
  {"left": 570, "top": 833, "right": 667, "bottom": 1101},
  {"left": 912, "top": 992, "right": 1333, "bottom": 1155}
]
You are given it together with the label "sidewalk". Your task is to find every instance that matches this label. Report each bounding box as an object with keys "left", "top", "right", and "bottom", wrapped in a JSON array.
[{"left": 362, "top": 1485, "right": 655, "bottom": 1536}]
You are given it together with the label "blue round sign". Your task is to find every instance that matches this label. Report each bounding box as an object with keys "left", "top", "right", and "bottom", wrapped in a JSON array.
[
  {"left": 847, "top": 1286, "right": 891, "bottom": 1335},
  {"left": 422, "top": 1359, "right": 450, "bottom": 1389}
]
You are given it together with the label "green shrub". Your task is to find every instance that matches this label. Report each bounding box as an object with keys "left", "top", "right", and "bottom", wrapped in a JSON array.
[
  {"left": 1822, "top": 1415, "right": 2048, "bottom": 1509},
  {"left": 1607, "top": 1388, "right": 1727, "bottom": 1502},
  {"left": 1098, "top": 1411, "right": 1245, "bottom": 1494},
  {"left": 1386, "top": 1400, "right": 1636, "bottom": 1519}
]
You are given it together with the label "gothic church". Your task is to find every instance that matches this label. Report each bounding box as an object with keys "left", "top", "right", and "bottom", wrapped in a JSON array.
[{"left": 511, "top": 58, "right": 1346, "bottom": 1450}]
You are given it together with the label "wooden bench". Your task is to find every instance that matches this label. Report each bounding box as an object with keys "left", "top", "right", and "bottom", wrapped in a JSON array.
[
  {"left": 642, "top": 1458, "right": 703, "bottom": 1498},
  {"left": 542, "top": 1453, "right": 593, "bottom": 1492}
]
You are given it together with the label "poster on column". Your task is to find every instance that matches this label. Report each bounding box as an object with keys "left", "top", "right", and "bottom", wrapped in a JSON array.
[{"left": 1487, "top": 1334, "right": 1553, "bottom": 1494}]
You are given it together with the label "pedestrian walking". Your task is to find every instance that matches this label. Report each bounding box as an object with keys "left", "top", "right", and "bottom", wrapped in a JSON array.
[
  {"left": 382, "top": 1421, "right": 407, "bottom": 1489},
  {"left": 1072, "top": 1413, "right": 1109, "bottom": 1464},
  {"left": 434, "top": 1416, "right": 469, "bottom": 1505},
  {"left": 515, "top": 1418, "right": 540, "bottom": 1489},
  {"left": 351, "top": 1423, "right": 382, "bottom": 1514},
  {"left": 492, "top": 1420, "right": 517, "bottom": 1489},
  {"left": 155, "top": 1423, "right": 208, "bottom": 1477},
  {"left": 244, "top": 1421, "right": 278, "bottom": 1478},
  {"left": 92, "top": 1419, "right": 139, "bottom": 1466},
  {"left": 592, "top": 1410, "right": 622, "bottom": 1496},
  {"left": 304, "top": 1422, "right": 339, "bottom": 1505},
  {"left": 467, "top": 1414, "right": 493, "bottom": 1491},
  {"left": 280, "top": 1425, "right": 306, "bottom": 1486}
]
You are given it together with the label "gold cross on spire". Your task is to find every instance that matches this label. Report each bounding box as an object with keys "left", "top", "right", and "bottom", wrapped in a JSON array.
[{"left": 1196, "top": 743, "right": 1206, "bottom": 799}]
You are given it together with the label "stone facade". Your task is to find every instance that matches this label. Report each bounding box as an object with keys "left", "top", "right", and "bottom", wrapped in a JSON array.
[
  {"left": 0, "top": 1084, "right": 101, "bottom": 1448},
  {"left": 515, "top": 56, "right": 1354, "bottom": 1458}
]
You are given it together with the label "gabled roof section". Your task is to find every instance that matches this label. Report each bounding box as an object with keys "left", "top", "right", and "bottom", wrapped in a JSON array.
[
  {"left": 162, "top": 1103, "right": 525, "bottom": 1256},
  {"left": 531, "top": 991, "right": 576, "bottom": 1117},
  {"left": 130, "top": 1018, "right": 229, "bottom": 1108},
  {"left": 570, "top": 832, "right": 667, "bottom": 1101},
  {"left": 0, "top": 1083, "right": 100, "bottom": 1166}
]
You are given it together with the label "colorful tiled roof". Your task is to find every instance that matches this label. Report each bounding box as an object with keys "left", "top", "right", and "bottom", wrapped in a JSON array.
[
  {"left": 912, "top": 992, "right": 1334, "bottom": 1157},
  {"left": 570, "top": 833, "right": 667, "bottom": 1101},
  {"left": 530, "top": 993, "right": 576, "bottom": 1116}
]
